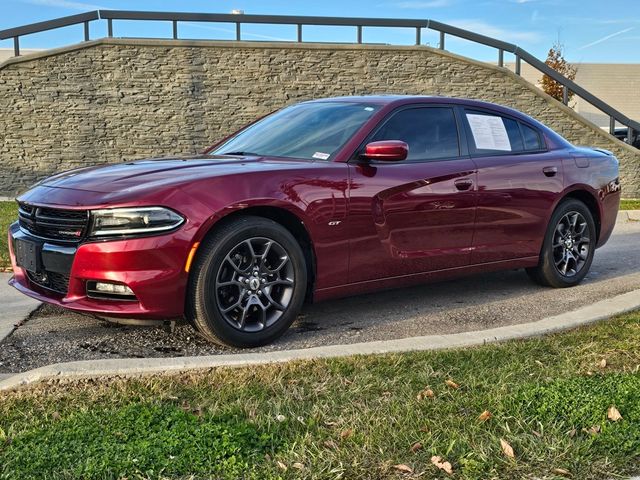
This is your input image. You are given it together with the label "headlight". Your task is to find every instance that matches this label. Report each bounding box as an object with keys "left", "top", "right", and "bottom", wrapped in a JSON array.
[{"left": 88, "top": 207, "right": 185, "bottom": 237}]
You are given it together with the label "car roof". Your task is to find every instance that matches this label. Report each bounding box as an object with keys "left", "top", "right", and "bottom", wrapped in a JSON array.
[{"left": 306, "top": 95, "right": 521, "bottom": 113}]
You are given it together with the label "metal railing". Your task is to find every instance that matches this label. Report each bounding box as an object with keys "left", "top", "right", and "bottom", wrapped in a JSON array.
[{"left": 1, "top": 10, "right": 638, "bottom": 145}]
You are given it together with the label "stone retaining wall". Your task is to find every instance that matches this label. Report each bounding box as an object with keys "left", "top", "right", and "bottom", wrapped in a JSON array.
[{"left": 0, "top": 38, "right": 638, "bottom": 196}]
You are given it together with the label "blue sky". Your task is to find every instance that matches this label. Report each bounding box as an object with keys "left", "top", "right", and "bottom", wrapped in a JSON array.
[{"left": 1, "top": 0, "right": 639, "bottom": 63}]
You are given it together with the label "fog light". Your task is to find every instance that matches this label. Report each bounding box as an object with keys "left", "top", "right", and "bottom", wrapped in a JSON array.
[
  {"left": 94, "top": 282, "right": 134, "bottom": 295},
  {"left": 86, "top": 280, "right": 137, "bottom": 301}
]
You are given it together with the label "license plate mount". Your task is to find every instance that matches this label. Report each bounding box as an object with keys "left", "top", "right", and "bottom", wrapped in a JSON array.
[{"left": 15, "top": 237, "right": 42, "bottom": 273}]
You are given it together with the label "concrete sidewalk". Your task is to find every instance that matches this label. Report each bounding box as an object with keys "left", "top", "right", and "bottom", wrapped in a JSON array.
[{"left": 0, "top": 273, "right": 40, "bottom": 342}]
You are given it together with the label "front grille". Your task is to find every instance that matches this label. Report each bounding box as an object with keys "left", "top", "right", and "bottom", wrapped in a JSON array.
[
  {"left": 27, "top": 270, "right": 70, "bottom": 295},
  {"left": 18, "top": 202, "right": 89, "bottom": 242}
]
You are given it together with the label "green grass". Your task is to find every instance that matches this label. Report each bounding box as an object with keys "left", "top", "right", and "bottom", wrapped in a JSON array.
[
  {"left": 0, "top": 201, "right": 17, "bottom": 271},
  {"left": 621, "top": 199, "right": 640, "bottom": 210},
  {"left": 1, "top": 311, "right": 640, "bottom": 479}
]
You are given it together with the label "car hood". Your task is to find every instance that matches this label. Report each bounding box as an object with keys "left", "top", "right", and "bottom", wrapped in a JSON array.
[{"left": 35, "top": 154, "right": 309, "bottom": 194}]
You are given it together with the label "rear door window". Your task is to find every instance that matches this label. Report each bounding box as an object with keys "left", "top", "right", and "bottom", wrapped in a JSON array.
[{"left": 464, "top": 109, "right": 545, "bottom": 155}]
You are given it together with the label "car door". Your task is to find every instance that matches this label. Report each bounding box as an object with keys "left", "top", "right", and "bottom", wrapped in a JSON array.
[
  {"left": 347, "top": 105, "right": 478, "bottom": 284},
  {"left": 461, "top": 108, "right": 564, "bottom": 264}
]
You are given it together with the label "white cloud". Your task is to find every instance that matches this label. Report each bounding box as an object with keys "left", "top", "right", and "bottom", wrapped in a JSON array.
[
  {"left": 448, "top": 19, "right": 541, "bottom": 43},
  {"left": 389, "top": 0, "right": 451, "bottom": 8},
  {"left": 578, "top": 27, "right": 634, "bottom": 50},
  {"left": 19, "top": 0, "right": 104, "bottom": 9},
  {"left": 530, "top": 9, "right": 539, "bottom": 23}
]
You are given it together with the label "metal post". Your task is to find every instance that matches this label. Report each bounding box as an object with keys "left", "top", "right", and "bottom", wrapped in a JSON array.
[
  {"left": 13, "top": 36, "right": 20, "bottom": 56},
  {"left": 172, "top": 20, "right": 178, "bottom": 40},
  {"left": 415, "top": 27, "right": 421, "bottom": 45},
  {"left": 297, "top": 24, "right": 302, "bottom": 42},
  {"left": 498, "top": 49, "right": 503, "bottom": 67},
  {"left": 107, "top": 18, "right": 113, "bottom": 37},
  {"left": 515, "top": 55, "right": 521, "bottom": 75},
  {"left": 439, "top": 31, "right": 445, "bottom": 50},
  {"left": 562, "top": 85, "right": 569, "bottom": 105},
  {"left": 609, "top": 116, "right": 616, "bottom": 135},
  {"left": 235, "top": 22, "right": 241, "bottom": 41},
  {"left": 357, "top": 25, "right": 362, "bottom": 44},
  {"left": 83, "top": 21, "right": 90, "bottom": 41},
  {"left": 627, "top": 126, "right": 634, "bottom": 145}
]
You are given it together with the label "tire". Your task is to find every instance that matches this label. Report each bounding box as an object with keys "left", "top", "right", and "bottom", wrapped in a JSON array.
[
  {"left": 526, "top": 199, "right": 596, "bottom": 288},
  {"left": 186, "top": 216, "right": 307, "bottom": 348}
]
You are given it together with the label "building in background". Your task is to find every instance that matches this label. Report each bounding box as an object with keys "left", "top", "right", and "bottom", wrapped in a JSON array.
[
  {"left": 0, "top": 48, "right": 40, "bottom": 62},
  {"left": 507, "top": 62, "right": 640, "bottom": 131}
]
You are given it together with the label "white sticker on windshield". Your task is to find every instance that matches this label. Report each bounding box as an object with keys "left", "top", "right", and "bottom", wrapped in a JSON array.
[
  {"left": 312, "top": 152, "right": 330, "bottom": 160},
  {"left": 466, "top": 113, "right": 511, "bottom": 151},
  {"left": 364, "top": 107, "right": 374, "bottom": 111}
]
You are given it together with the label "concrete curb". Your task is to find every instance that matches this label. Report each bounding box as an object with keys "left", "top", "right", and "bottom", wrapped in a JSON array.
[{"left": 1, "top": 289, "right": 639, "bottom": 392}]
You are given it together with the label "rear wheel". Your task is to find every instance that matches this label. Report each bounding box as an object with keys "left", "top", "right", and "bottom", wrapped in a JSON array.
[
  {"left": 526, "top": 199, "right": 596, "bottom": 288},
  {"left": 187, "top": 216, "right": 307, "bottom": 347}
]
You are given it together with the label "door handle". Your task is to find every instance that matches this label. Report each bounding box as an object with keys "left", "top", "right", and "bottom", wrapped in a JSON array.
[
  {"left": 454, "top": 178, "right": 473, "bottom": 191},
  {"left": 543, "top": 166, "right": 558, "bottom": 177}
]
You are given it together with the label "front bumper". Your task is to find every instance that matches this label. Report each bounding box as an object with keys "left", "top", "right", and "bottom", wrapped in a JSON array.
[{"left": 8, "top": 222, "right": 191, "bottom": 319}]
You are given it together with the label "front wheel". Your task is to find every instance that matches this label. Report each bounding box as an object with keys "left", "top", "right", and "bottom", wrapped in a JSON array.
[
  {"left": 526, "top": 199, "right": 596, "bottom": 288},
  {"left": 187, "top": 216, "right": 307, "bottom": 347}
]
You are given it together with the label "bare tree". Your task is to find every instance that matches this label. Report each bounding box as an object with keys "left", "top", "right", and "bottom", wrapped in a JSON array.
[{"left": 541, "top": 43, "right": 577, "bottom": 103}]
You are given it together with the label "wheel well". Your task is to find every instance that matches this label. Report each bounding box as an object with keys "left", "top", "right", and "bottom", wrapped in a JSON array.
[
  {"left": 202, "top": 206, "right": 316, "bottom": 302},
  {"left": 562, "top": 190, "right": 601, "bottom": 242}
]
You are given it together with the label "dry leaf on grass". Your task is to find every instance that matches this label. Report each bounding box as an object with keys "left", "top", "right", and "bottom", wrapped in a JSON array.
[
  {"left": 410, "top": 442, "right": 423, "bottom": 453},
  {"left": 500, "top": 439, "right": 515, "bottom": 458},
  {"left": 431, "top": 456, "right": 453, "bottom": 475},
  {"left": 392, "top": 464, "right": 413, "bottom": 474},
  {"left": 419, "top": 426, "right": 430, "bottom": 433},
  {"left": 532, "top": 430, "right": 542, "bottom": 438},
  {"left": 276, "top": 461, "right": 287, "bottom": 471},
  {"left": 478, "top": 410, "right": 492, "bottom": 422},
  {"left": 292, "top": 462, "right": 305, "bottom": 470},
  {"left": 535, "top": 360, "right": 544, "bottom": 367},
  {"left": 552, "top": 467, "right": 572, "bottom": 477},
  {"left": 51, "top": 412, "right": 61, "bottom": 421},
  {"left": 323, "top": 439, "right": 338, "bottom": 449},
  {"left": 416, "top": 388, "right": 435, "bottom": 400},
  {"left": 445, "top": 379, "right": 460, "bottom": 389},
  {"left": 340, "top": 429, "right": 353, "bottom": 439},
  {"left": 599, "top": 358, "right": 607, "bottom": 368},
  {"left": 608, "top": 406, "right": 622, "bottom": 422},
  {"left": 583, "top": 425, "right": 601, "bottom": 435}
]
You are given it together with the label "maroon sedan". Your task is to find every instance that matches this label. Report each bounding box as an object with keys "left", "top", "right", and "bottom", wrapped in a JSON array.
[{"left": 8, "top": 96, "right": 620, "bottom": 347}]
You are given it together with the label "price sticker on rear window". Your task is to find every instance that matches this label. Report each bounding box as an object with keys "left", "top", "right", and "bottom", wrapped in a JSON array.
[{"left": 312, "top": 152, "right": 330, "bottom": 160}]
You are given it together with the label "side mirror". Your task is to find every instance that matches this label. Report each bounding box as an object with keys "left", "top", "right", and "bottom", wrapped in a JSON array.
[{"left": 362, "top": 140, "right": 408, "bottom": 161}]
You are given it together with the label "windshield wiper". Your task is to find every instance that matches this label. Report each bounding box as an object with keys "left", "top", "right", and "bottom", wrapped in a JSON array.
[{"left": 218, "top": 151, "right": 261, "bottom": 156}]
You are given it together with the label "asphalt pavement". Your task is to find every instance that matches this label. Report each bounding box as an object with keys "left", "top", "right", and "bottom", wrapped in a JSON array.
[{"left": 1, "top": 220, "right": 639, "bottom": 374}]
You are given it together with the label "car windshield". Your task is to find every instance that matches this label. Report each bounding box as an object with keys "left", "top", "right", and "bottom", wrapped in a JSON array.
[{"left": 212, "top": 102, "right": 381, "bottom": 161}]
